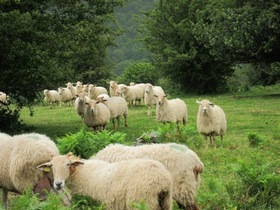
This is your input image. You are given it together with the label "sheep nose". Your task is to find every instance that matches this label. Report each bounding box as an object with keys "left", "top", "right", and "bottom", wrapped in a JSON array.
[
  {"left": 55, "top": 181, "right": 62, "bottom": 187},
  {"left": 203, "top": 108, "right": 207, "bottom": 113}
]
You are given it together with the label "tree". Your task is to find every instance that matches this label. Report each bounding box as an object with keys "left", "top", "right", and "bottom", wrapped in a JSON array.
[
  {"left": 0, "top": 0, "right": 126, "bottom": 133},
  {"left": 140, "top": 0, "right": 280, "bottom": 93}
]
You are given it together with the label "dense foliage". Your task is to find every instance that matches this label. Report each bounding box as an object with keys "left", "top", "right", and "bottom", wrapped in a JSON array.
[
  {"left": 140, "top": 0, "right": 280, "bottom": 93},
  {"left": 0, "top": 0, "right": 126, "bottom": 103}
]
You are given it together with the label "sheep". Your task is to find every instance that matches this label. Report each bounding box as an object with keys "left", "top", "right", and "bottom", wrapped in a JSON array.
[
  {"left": 0, "top": 132, "right": 64, "bottom": 209},
  {"left": 83, "top": 99, "right": 111, "bottom": 131},
  {"left": 0, "top": 91, "right": 9, "bottom": 106},
  {"left": 58, "top": 87, "right": 73, "bottom": 107},
  {"left": 66, "top": 82, "right": 77, "bottom": 99},
  {"left": 88, "top": 84, "right": 108, "bottom": 100},
  {"left": 43, "top": 89, "right": 61, "bottom": 108},
  {"left": 196, "top": 99, "right": 227, "bottom": 148},
  {"left": 154, "top": 94, "right": 187, "bottom": 131},
  {"left": 144, "top": 83, "right": 165, "bottom": 115},
  {"left": 75, "top": 81, "right": 84, "bottom": 95},
  {"left": 97, "top": 96, "right": 128, "bottom": 129},
  {"left": 118, "top": 85, "right": 143, "bottom": 105},
  {"left": 37, "top": 153, "right": 173, "bottom": 210},
  {"left": 96, "top": 93, "right": 111, "bottom": 101},
  {"left": 93, "top": 143, "right": 204, "bottom": 210},
  {"left": 74, "top": 92, "right": 91, "bottom": 118},
  {"left": 109, "top": 80, "right": 118, "bottom": 97}
]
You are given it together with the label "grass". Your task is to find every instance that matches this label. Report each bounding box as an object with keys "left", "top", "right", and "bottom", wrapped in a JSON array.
[{"left": 2, "top": 85, "right": 280, "bottom": 209}]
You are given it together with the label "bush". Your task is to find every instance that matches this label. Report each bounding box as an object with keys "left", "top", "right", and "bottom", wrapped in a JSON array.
[{"left": 56, "top": 127, "right": 126, "bottom": 159}]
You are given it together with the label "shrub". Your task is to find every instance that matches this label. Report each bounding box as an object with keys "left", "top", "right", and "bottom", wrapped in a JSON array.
[{"left": 57, "top": 127, "right": 126, "bottom": 159}]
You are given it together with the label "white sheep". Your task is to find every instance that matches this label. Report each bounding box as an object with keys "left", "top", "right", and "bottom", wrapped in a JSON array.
[
  {"left": 66, "top": 82, "right": 77, "bottom": 99},
  {"left": 97, "top": 96, "right": 128, "bottom": 129},
  {"left": 88, "top": 84, "right": 108, "bottom": 100},
  {"left": 43, "top": 89, "right": 61, "bottom": 108},
  {"left": 75, "top": 81, "right": 84, "bottom": 95},
  {"left": 93, "top": 143, "right": 204, "bottom": 210},
  {"left": 0, "top": 132, "right": 63, "bottom": 209},
  {"left": 0, "top": 91, "right": 9, "bottom": 106},
  {"left": 109, "top": 80, "right": 118, "bottom": 97},
  {"left": 37, "top": 153, "right": 173, "bottom": 210},
  {"left": 58, "top": 87, "right": 73, "bottom": 107},
  {"left": 196, "top": 99, "right": 227, "bottom": 148},
  {"left": 74, "top": 92, "right": 91, "bottom": 118},
  {"left": 118, "top": 85, "right": 143, "bottom": 105},
  {"left": 83, "top": 99, "right": 111, "bottom": 131},
  {"left": 144, "top": 83, "right": 165, "bottom": 115},
  {"left": 154, "top": 94, "right": 187, "bottom": 130},
  {"left": 96, "top": 93, "right": 111, "bottom": 101}
]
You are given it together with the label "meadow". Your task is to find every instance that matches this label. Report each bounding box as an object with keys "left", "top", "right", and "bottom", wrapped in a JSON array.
[{"left": 1, "top": 85, "right": 280, "bottom": 209}]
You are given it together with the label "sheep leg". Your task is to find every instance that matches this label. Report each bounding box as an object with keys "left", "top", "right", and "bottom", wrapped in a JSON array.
[
  {"left": 124, "top": 113, "right": 128, "bottom": 127},
  {"left": 2, "top": 187, "right": 8, "bottom": 210},
  {"left": 116, "top": 116, "right": 121, "bottom": 128},
  {"left": 112, "top": 118, "right": 116, "bottom": 129},
  {"left": 147, "top": 105, "right": 150, "bottom": 115},
  {"left": 204, "top": 136, "right": 209, "bottom": 149}
]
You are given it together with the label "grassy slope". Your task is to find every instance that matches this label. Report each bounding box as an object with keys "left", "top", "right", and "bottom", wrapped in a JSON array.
[{"left": 6, "top": 87, "right": 280, "bottom": 209}]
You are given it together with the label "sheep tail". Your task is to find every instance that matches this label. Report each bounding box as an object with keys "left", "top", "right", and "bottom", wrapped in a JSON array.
[
  {"left": 158, "top": 190, "right": 171, "bottom": 210},
  {"left": 193, "top": 163, "right": 204, "bottom": 182}
]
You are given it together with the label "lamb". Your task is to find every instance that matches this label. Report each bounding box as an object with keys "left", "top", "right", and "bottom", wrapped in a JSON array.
[
  {"left": 144, "top": 83, "right": 165, "bottom": 115},
  {"left": 118, "top": 85, "right": 143, "bottom": 105},
  {"left": 83, "top": 99, "right": 111, "bottom": 131},
  {"left": 58, "top": 87, "right": 73, "bottom": 107},
  {"left": 93, "top": 143, "right": 204, "bottom": 210},
  {"left": 37, "top": 153, "right": 173, "bottom": 210},
  {"left": 196, "top": 99, "right": 227, "bottom": 148},
  {"left": 74, "top": 92, "right": 91, "bottom": 118},
  {"left": 154, "top": 94, "right": 187, "bottom": 130},
  {"left": 88, "top": 84, "right": 108, "bottom": 100},
  {"left": 43, "top": 89, "right": 61, "bottom": 108},
  {"left": 97, "top": 96, "right": 128, "bottom": 129},
  {"left": 0, "top": 132, "right": 63, "bottom": 209}
]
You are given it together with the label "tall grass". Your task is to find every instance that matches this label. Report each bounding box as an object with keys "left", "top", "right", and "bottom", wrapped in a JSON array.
[{"left": 2, "top": 85, "right": 280, "bottom": 209}]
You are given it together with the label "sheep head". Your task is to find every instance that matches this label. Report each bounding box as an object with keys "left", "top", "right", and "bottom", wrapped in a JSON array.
[
  {"left": 197, "top": 99, "right": 214, "bottom": 114},
  {"left": 37, "top": 153, "right": 84, "bottom": 191}
]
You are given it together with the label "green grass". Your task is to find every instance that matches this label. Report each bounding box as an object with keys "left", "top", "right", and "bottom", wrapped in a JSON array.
[{"left": 2, "top": 85, "right": 280, "bottom": 209}]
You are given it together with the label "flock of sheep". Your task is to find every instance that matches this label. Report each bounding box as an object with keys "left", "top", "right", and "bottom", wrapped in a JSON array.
[
  {"left": 0, "top": 81, "right": 227, "bottom": 209},
  {"left": 43, "top": 80, "right": 227, "bottom": 146},
  {"left": 0, "top": 132, "right": 204, "bottom": 210}
]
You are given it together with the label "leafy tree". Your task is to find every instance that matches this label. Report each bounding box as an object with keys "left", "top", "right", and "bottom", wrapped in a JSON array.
[
  {"left": 118, "top": 62, "right": 159, "bottom": 85},
  {"left": 0, "top": 0, "right": 126, "bottom": 133},
  {"left": 140, "top": 0, "right": 280, "bottom": 93}
]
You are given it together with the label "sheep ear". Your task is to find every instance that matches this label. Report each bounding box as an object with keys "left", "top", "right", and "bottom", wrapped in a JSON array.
[
  {"left": 154, "top": 94, "right": 158, "bottom": 98},
  {"left": 210, "top": 103, "right": 215, "bottom": 107},
  {"left": 164, "top": 94, "right": 168, "bottom": 98},
  {"left": 37, "top": 162, "right": 52, "bottom": 172},
  {"left": 196, "top": 100, "right": 201, "bottom": 104}
]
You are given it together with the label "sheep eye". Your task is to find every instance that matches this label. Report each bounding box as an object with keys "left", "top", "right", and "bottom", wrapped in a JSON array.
[{"left": 66, "top": 163, "right": 70, "bottom": 166}]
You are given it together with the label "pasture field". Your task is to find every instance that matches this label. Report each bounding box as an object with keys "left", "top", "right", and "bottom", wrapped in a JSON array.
[{"left": 1, "top": 86, "right": 280, "bottom": 209}]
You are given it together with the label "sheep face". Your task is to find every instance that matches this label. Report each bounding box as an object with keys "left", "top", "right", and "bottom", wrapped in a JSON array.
[
  {"left": 145, "top": 84, "right": 152, "bottom": 94},
  {"left": 37, "top": 154, "right": 84, "bottom": 191},
  {"left": 197, "top": 100, "right": 214, "bottom": 115},
  {"left": 154, "top": 94, "right": 167, "bottom": 106}
]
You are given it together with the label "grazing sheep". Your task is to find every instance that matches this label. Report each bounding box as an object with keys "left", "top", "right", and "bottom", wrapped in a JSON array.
[
  {"left": 154, "top": 94, "right": 187, "bottom": 130},
  {"left": 196, "top": 99, "right": 227, "bottom": 148},
  {"left": 118, "top": 85, "right": 143, "bottom": 105},
  {"left": 58, "top": 87, "right": 73, "bottom": 107},
  {"left": 83, "top": 99, "right": 111, "bottom": 131},
  {"left": 0, "top": 133, "right": 62, "bottom": 209},
  {"left": 144, "top": 83, "right": 165, "bottom": 115},
  {"left": 74, "top": 92, "right": 91, "bottom": 118},
  {"left": 43, "top": 89, "right": 61, "bottom": 108},
  {"left": 88, "top": 84, "right": 108, "bottom": 100},
  {"left": 0, "top": 91, "right": 9, "bottom": 106},
  {"left": 97, "top": 96, "right": 128, "bottom": 129},
  {"left": 94, "top": 143, "right": 204, "bottom": 210},
  {"left": 37, "top": 153, "right": 173, "bottom": 210}
]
